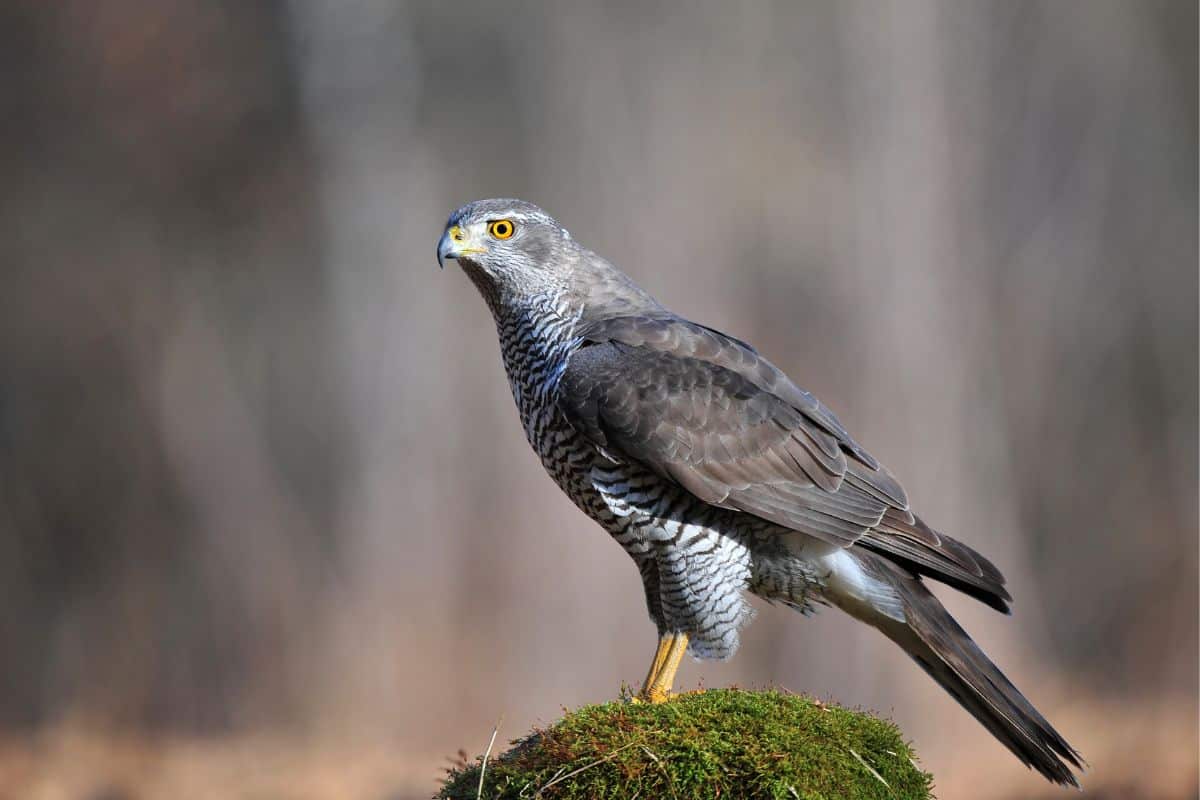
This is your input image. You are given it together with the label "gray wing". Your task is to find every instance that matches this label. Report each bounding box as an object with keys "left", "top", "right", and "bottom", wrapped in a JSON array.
[{"left": 558, "top": 314, "right": 1010, "bottom": 612}]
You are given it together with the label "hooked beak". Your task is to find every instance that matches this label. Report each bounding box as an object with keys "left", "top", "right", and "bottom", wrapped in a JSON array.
[{"left": 437, "top": 225, "right": 484, "bottom": 269}]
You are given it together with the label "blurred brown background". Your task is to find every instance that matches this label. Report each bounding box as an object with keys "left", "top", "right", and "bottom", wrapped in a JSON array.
[{"left": 1, "top": 1, "right": 1196, "bottom": 798}]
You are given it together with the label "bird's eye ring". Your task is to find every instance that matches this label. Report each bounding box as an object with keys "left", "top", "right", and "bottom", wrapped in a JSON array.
[{"left": 488, "top": 219, "right": 515, "bottom": 240}]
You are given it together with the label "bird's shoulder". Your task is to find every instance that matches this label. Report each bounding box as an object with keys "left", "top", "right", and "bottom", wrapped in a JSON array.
[{"left": 564, "top": 311, "right": 882, "bottom": 474}]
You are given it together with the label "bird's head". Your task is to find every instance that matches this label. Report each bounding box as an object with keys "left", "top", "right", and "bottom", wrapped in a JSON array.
[{"left": 437, "top": 198, "right": 577, "bottom": 305}]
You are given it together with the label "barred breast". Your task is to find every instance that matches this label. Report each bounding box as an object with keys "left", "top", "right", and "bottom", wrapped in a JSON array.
[
  {"left": 492, "top": 295, "right": 823, "bottom": 660},
  {"left": 494, "top": 297, "right": 609, "bottom": 516}
]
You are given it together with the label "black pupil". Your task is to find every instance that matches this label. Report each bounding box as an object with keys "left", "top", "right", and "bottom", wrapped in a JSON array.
[{"left": 496, "top": 223, "right": 509, "bottom": 235}]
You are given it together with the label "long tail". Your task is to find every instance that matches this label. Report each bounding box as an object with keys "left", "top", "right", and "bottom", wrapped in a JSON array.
[{"left": 829, "top": 550, "right": 1085, "bottom": 787}]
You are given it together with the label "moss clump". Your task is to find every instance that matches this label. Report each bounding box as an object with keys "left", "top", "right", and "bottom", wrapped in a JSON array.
[{"left": 439, "top": 688, "right": 932, "bottom": 800}]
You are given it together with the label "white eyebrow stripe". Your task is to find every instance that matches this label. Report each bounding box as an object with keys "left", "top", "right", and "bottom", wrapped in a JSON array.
[{"left": 476, "top": 210, "right": 554, "bottom": 227}]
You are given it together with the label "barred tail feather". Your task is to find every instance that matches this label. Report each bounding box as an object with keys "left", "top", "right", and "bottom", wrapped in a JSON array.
[{"left": 830, "top": 551, "right": 1084, "bottom": 788}]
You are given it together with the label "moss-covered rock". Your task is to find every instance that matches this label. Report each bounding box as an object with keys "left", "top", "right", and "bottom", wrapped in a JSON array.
[{"left": 439, "top": 688, "right": 932, "bottom": 800}]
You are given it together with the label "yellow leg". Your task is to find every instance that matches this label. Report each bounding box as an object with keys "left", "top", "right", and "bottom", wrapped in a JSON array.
[
  {"left": 640, "top": 634, "right": 673, "bottom": 696},
  {"left": 639, "top": 632, "right": 689, "bottom": 704}
]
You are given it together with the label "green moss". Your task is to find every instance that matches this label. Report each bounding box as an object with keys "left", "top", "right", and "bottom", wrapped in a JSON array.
[{"left": 439, "top": 688, "right": 933, "bottom": 800}]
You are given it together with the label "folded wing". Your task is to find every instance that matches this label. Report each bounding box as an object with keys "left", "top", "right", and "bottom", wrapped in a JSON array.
[{"left": 558, "top": 314, "right": 1010, "bottom": 612}]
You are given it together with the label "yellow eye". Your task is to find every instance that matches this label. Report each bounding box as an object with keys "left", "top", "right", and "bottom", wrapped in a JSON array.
[{"left": 488, "top": 219, "right": 515, "bottom": 240}]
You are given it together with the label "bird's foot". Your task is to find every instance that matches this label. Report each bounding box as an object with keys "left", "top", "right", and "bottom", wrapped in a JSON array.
[
  {"left": 631, "top": 686, "right": 671, "bottom": 704},
  {"left": 633, "top": 632, "right": 689, "bottom": 704}
]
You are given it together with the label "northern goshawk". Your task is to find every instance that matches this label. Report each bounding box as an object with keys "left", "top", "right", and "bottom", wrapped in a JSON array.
[{"left": 437, "top": 198, "right": 1082, "bottom": 786}]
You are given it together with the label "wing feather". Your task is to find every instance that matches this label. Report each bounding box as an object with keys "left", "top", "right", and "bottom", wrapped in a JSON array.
[{"left": 558, "top": 314, "right": 1010, "bottom": 609}]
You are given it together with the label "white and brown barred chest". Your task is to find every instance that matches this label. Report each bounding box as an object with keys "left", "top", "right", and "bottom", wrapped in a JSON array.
[
  {"left": 490, "top": 299, "right": 815, "bottom": 651},
  {"left": 494, "top": 298, "right": 613, "bottom": 522},
  {"left": 496, "top": 299, "right": 741, "bottom": 527}
]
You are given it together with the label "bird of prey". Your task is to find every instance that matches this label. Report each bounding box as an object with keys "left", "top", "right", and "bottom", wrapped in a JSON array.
[{"left": 437, "top": 198, "right": 1083, "bottom": 786}]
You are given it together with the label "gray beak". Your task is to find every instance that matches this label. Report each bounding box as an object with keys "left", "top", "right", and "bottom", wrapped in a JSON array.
[
  {"left": 437, "top": 230, "right": 453, "bottom": 269},
  {"left": 437, "top": 224, "right": 482, "bottom": 269}
]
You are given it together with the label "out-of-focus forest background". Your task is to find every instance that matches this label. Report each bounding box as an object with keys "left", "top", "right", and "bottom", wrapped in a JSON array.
[{"left": 1, "top": 1, "right": 1195, "bottom": 798}]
